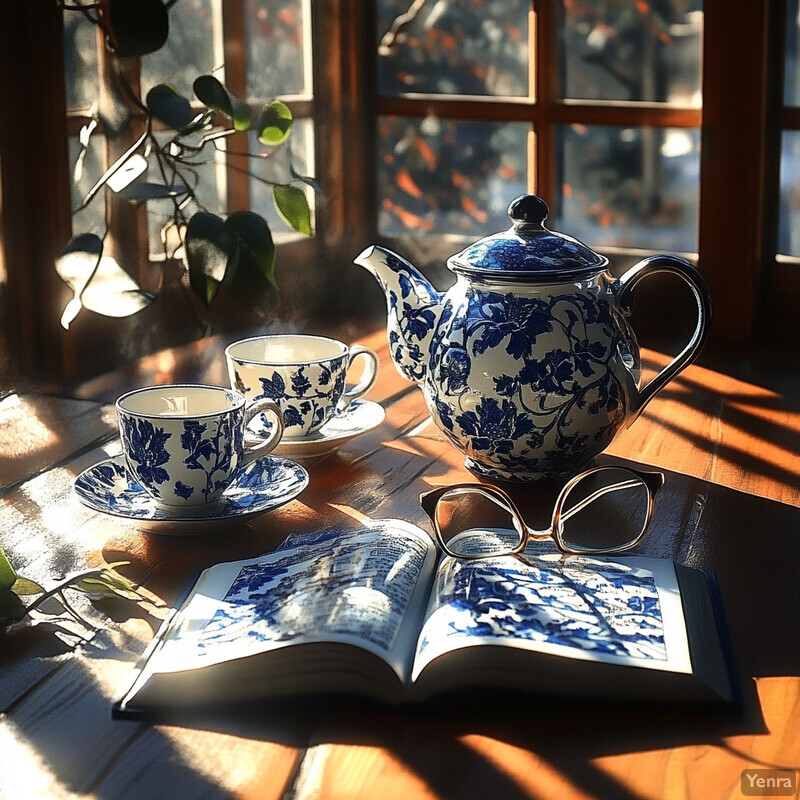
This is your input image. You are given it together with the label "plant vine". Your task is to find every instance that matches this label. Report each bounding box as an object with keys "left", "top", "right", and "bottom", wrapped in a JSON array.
[{"left": 56, "top": 0, "right": 317, "bottom": 331}]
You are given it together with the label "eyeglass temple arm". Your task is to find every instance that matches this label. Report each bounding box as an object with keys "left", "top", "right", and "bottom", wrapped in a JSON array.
[{"left": 558, "top": 471, "right": 665, "bottom": 524}]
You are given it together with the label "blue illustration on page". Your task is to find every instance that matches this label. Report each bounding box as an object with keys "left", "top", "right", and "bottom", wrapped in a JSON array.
[
  {"left": 417, "top": 548, "right": 667, "bottom": 664},
  {"left": 191, "top": 523, "right": 429, "bottom": 658}
]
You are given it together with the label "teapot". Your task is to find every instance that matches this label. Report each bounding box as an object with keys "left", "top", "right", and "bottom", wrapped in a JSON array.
[{"left": 355, "top": 194, "right": 711, "bottom": 482}]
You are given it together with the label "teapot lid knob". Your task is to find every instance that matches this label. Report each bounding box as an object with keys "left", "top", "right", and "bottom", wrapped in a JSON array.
[
  {"left": 508, "top": 194, "right": 549, "bottom": 227},
  {"left": 448, "top": 193, "right": 608, "bottom": 279}
]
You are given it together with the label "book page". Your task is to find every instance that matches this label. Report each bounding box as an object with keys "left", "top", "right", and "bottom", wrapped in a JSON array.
[
  {"left": 144, "top": 519, "right": 437, "bottom": 680},
  {"left": 411, "top": 536, "right": 692, "bottom": 682}
]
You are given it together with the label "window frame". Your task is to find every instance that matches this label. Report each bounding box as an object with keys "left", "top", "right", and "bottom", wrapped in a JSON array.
[
  {"left": 0, "top": 0, "right": 790, "bottom": 388},
  {"left": 372, "top": 0, "right": 778, "bottom": 346}
]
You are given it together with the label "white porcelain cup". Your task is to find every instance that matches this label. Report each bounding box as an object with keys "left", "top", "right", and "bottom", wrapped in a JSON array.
[
  {"left": 225, "top": 334, "right": 379, "bottom": 439},
  {"left": 116, "top": 384, "right": 284, "bottom": 508}
]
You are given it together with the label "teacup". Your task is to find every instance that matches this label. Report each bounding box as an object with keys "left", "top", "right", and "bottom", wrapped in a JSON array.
[
  {"left": 116, "top": 384, "right": 284, "bottom": 508},
  {"left": 225, "top": 334, "right": 379, "bottom": 439}
]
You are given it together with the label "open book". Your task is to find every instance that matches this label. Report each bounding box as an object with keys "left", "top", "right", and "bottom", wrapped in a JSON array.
[{"left": 114, "top": 519, "right": 738, "bottom": 718}]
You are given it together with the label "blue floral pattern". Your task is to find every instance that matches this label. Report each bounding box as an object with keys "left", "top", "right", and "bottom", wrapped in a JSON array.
[
  {"left": 186, "top": 523, "right": 429, "bottom": 657},
  {"left": 379, "top": 251, "right": 443, "bottom": 384},
  {"left": 119, "top": 411, "right": 241, "bottom": 503},
  {"left": 231, "top": 358, "right": 348, "bottom": 436},
  {"left": 455, "top": 397, "right": 535, "bottom": 458},
  {"left": 73, "top": 454, "right": 309, "bottom": 522},
  {"left": 357, "top": 245, "right": 640, "bottom": 481},
  {"left": 417, "top": 546, "right": 667, "bottom": 666},
  {"left": 417, "top": 284, "right": 634, "bottom": 480},
  {"left": 118, "top": 417, "right": 172, "bottom": 488}
]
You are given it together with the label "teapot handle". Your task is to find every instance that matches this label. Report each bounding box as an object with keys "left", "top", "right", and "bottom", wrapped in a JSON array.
[{"left": 617, "top": 254, "right": 712, "bottom": 423}]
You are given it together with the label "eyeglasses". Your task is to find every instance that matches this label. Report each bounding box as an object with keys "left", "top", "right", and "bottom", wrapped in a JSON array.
[{"left": 419, "top": 466, "right": 664, "bottom": 559}]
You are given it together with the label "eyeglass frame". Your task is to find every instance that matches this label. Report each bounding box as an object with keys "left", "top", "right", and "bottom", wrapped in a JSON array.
[{"left": 419, "top": 465, "right": 665, "bottom": 558}]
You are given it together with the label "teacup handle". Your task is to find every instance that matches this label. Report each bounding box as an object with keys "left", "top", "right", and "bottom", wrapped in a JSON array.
[
  {"left": 241, "top": 399, "right": 284, "bottom": 465},
  {"left": 617, "top": 254, "right": 712, "bottom": 424},
  {"left": 337, "top": 345, "right": 379, "bottom": 412}
]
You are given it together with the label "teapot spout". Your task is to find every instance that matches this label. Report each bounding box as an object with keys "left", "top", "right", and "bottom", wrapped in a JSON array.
[{"left": 354, "top": 245, "right": 443, "bottom": 385}]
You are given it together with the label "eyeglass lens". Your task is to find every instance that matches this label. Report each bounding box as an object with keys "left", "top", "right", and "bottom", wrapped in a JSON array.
[
  {"left": 432, "top": 489, "right": 524, "bottom": 558},
  {"left": 558, "top": 467, "right": 650, "bottom": 552}
]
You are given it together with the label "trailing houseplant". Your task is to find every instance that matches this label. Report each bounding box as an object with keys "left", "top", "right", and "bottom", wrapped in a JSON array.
[
  {"left": 56, "top": 0, "right": 315, "bottom": 330},
  {"left": 0, "top": 543, "right": 154, "bottom": 633}
]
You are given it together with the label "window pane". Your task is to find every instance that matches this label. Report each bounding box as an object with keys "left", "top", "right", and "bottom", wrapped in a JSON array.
[
  {"left": 141, "top": 0, "right": 216, "bottom": 99},
  {"left": 147, "top": 130, "right": 224, "bottom": 259},
  {"left": 555, "top": 125, "right": 699, "bottom": 253},
  {"left": 786, "top": 0, "right": 800, "bottom": 105},
  {"left": 559, "top": 1, "right": 703, "bottom": 105},
  {"left": 378, "top": 116, "right": 528, "bottom": 237},
  {"left": 250, "top": 119, "right": 316, "bottom": 239},
  {"left": 64, "top": 11, "right": 99, "bottom": 110},
  {"left": 246, "top": 0, "right": 308, "bottom": 99},
  {"left": 779, "top": 131, "right": 800, "bottom": 256},
  {"left": 377, "top": 0, "right": 529, "bottom": 97}
]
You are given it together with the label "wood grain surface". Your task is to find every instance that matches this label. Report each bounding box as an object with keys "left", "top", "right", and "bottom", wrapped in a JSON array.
[{"left": 1, "top": 325, "right": 799, "bottom": 800}]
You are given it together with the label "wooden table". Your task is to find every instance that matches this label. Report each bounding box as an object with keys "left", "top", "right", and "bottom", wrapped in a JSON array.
[{"left": 2, "top": 323, "right": 799, "bottom": 800}]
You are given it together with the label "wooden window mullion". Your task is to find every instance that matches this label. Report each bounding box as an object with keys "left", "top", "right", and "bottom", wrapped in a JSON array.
[
  {"left": 532, "top": 0, "right": 556, "bottom": 210},
  {"left": 698, "top": 0, "right": 773, "bottom": 343},
  {"left": 0, "top": 2, "right": 74, "bottom": 384},
  {"left": 97, "top": 31, "right": 150, "bottom": 287},
  {"left": 221, "top": 0, "right": 251, "bottom": 214}
]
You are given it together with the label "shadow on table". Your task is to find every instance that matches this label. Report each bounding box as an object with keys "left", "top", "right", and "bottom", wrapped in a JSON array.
[
  {"left": 114, "top": 464, "right": 800, "bottom": 748},
  {"left": 9, "top": 470, "right": 799, "bottom": 800},
  {"left": 111, "top": 683, "right": 777, "bottom": 800},
  {"left": 109, "top": 461, "right": 800, "bottom": 740}
]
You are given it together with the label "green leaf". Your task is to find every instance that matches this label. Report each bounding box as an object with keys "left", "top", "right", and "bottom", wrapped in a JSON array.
[
  {"left": 12, "top": 576, "right": 45, "bottom": 597},
  {"left": 70, "top": 562, "right": 151, "bottom": 603},
  {"left": 272, "top": 184, "right": 312, "bottom": 236},
  {"left": 223, "top": 211, "right": 278, "bottom": 314},
  {"left": 0, "top": 588, "right": 28, "bottom": 625},
  {"left": 146, "top": 84, "right": 194, "bottom": 131},
  {"left": 0, "top": 548, "right": 42, "bottom": 596},
  {"left": 225, "top": 211, "right": 276, "bottom": 282},
  {"left": 185, "top": 212, "right": 240, "bottom": 307},
  {"left": 75, "top": 129, "right": 148, "bottom": 211},
  {"left": 55, "top": 242, "right": 154, "bottom": 328},
  {"left": 58, "top": 232, "right": 103, "bottom": 262},
  {"left": 232, "top": 100, "right": 253, "bottom": 132},
  {"left": 117, "top": 181, "right": 188, "bottom": 205},
  {"left": 193, "top": 76, "right": 251, "bottom": 131},
  {"left": 106, "top": 153, "right": 148, "bottom": 193},
  {"left": 70, "top": 574, "right": 144, "bottom": 601},
  {"left": 0, "top": 547, "right": 17, "bottom": 592},
  {"left": 108, "top": 0, "right": 169, "bottom": 58},
  {"left": 257, "top": 101, "right": 293, "bottom": 145},
  {"left": 193, "top": 75, "right": 232, "bottom": 116}
]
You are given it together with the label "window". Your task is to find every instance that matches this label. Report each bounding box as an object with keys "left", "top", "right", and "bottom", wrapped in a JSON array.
[
  {"left": 63, "top": 0, "right": 315, "bottom": 302},
  {"left": 781, "top": 0, "right": 800, "bottom": 256},
  {"left": 0, "top": 1, "right": 791, "bottom": 387},
  {"left": 775, "top": 0, "right": 800, "bottom": 340},
  {"left": 372, "top": 1, "right": 781, "bottom": 348},
  {"left": 0, "top": 0, "right": 321, "bottom": 386},
  {"left": 375, "top": 2, "right": 702, "bottom": 248}
]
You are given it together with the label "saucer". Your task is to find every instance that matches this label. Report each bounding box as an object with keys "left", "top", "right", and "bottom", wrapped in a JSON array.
[
  {"left": 271, "top": 399, "right": 386, "bottom": 460},
  {"left": 73, "top": 454, "right": 309, "bottom": 535}
]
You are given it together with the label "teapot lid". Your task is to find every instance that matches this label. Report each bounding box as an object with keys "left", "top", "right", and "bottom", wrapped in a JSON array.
[{"left": 448, "top": 195, "right": 608, "bottom": 281}]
